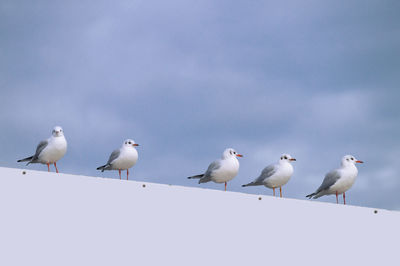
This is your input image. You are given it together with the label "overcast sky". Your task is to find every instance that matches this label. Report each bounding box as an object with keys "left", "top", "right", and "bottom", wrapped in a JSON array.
[{"left": 1, "top": 0, "right": 399, "bottom": 210}]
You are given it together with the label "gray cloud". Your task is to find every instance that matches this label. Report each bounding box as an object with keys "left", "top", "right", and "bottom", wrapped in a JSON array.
[{"left": 1, "top": 0, "right": 399, "bottom": 210}]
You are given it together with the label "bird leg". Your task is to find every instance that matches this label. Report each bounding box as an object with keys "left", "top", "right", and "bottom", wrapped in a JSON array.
[
  {"left": 280, "top": 187, "right": 282, "bottom": 198},
  {"left": 118, "top": 169, "right": 121, "bottom": 180},
  {"left": 47, "top": 163, "right": 50, "bottom": 172},
  {"left": 127, "top": 169, "right": 129, "bottom": 180},
  {"left": 225, "top": 182, "right": 227, "bottom": 191},
  {"left": 343, "top": 192, "right": 346, "bottom": 205},
  {"left": 336, "top": 191, "right": 338, "bottom": 204},
  {"left": 54, "top": 162, "right": 59, "bottom": 173},
  {"left": 273, "top": 187, "right": 275, "bottom": 197}
]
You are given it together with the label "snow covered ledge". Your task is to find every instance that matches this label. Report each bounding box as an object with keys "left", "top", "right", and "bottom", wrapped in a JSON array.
[{"left": 1, "top": 167, "right": 399, "bottom": 266}]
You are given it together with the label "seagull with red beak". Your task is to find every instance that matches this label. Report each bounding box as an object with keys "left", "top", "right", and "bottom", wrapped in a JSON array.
[
  {"left": 188, "top": 148, "right": 243, "bottom": 191},
  {"left": 242, "top": 154, "right": 296, "bottom": 197},
  {"left": 306, "top": 155, "right": 364, "bottom": 204},
  {"left": 18, "top": 126, "right": 67, "bottom": 173},
  {"left": 97, "top": 139, "right": 139, "bottom": 180}
]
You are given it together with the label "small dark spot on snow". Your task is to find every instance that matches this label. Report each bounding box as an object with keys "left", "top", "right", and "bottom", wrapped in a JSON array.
[
  {"left": 374, "top": 210, "right": 378, "bottom": 214},
  {"left": 258, "top": 197, "right": 262, "bottom": 200},
  {"left": 142, "top": 184, "right": 146, "bottom": 188},
  {"left": 22, "top": 171, "right": 26, "bottom": 175}
]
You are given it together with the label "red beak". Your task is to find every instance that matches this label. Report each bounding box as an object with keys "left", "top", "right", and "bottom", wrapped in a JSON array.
[
  {"left": 133, "top": 144, "right": 139, "bottom": 146},
  {"left": 236, "top": 154, "right": 243, "bottom": 157},
  {"left": 290, "top": 158, "right": 296, "bottom": 161},
  {"left": 355, "top": 160, "right": 363, "bottom": 163}
]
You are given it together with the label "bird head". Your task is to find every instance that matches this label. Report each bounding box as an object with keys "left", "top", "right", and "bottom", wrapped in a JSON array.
[
  {"left": 222, "top": 148, "right": 243, "bottom": 159},
  {"left": 280, "top": 154, "right": 296, "bottom": 163},
  {"left": 342, "top": 155, "right": 363, "bottom": 166},
  {"left": 52, "top": 126, "right": 64, "bottom": 137},
  {"left": 123, "top": 139, "right": 139, "bottom": 148}
]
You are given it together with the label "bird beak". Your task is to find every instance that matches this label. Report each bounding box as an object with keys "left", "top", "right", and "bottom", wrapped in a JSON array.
[
  {"left": 290, "top": 158, "right": 296, "bottom": 161},
  {"left": 355, "top": 160, "right": 363, "bottom": 163},
  {"left": 133, "top": 144, "right": 139, "bottom": 146},
  {"left": 236, "top": 154, "right": 243, "bottom": 157}
]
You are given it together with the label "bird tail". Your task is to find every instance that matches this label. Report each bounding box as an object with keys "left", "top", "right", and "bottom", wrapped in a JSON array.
[
  {"left": 17, "top": 156, "right": 33, "bottom": 165},
  {"left": 188, "top": 174, "right": 204, "bottom": 179},
  {"left": 198, "top": 176, "right": 211, "bottom": 184},
  {"left": 242, "top": 181, "right": 257, "bottom": 187},
  {"left": 306, "top": 192, "right": 316, "bottom": 199},
  {"left": 96, "top": 164, "right": 110, "bottom": 172}
]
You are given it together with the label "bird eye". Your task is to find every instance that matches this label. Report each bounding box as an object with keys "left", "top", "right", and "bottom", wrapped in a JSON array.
[
  {"left": 128, "top": 141, "right": 131, "bottom": 144},
  {"left": 351, "top": 158, "right": 354, "bottom": 160},
  {"left": 284, "top": 156, "right": 288, "bottom": 159}
]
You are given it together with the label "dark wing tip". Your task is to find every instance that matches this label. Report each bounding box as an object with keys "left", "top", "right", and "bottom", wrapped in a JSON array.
[
  {"left": 188, "top": 174, "right": 204, "bottom": 179},
  {"left": 305, "top": 193, "right": 314, "bottom": 199}
]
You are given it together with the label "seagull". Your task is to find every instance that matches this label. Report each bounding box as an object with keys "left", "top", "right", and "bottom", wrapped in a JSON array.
[
  {"left": 97, "top": 139, "right": 139, "bottom": 180},
  {"left": 242, "top": 154, "right": 296, "bottom": 197},
  {"left": 17, "top": 126, "right": 67, "bottom": 173},
  {"left": 306, "top": 155, "right": 364, "bottom": 204},
  {"left": 188, "top": 148, "right": 243, "bottom": 191}
]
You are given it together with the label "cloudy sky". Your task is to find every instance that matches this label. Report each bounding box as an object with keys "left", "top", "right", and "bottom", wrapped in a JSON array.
[{"left": 1, "top": 0, "right": 399, "bottom": 210}]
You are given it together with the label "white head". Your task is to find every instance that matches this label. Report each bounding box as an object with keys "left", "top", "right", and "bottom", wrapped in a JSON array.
[
  {"left": 279, "top": 153, "right": 296, "bottom": 163},
  {"left": 341, "top": 155, "right": 363, "bottom": 167},
  {"left": 222, "top": 148, "right": 243, "bottom": 159},
  {"left": 52, "top": 126, "right": 64, "bottom": 137},
  {"left": 123, "top": 139, "right": 139, "bottom": 148}
]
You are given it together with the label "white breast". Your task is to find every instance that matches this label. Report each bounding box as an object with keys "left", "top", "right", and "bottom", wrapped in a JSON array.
[
  {"left": 38, "top": 136, "right": 67, "bottom": 164},
  {"left": 328, "top": 166, "right": 358, "bottom": 194},
  {"left": 264, "top": 163, "right": 293, "bottom": 188},
  {"left": 211, "top": 158, "right": 239, "bottom": 183},
  {"left": 111, "top": 148, "right": 138, "bottom": 170}
]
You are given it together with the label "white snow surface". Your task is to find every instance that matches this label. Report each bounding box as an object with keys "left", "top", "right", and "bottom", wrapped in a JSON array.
[{"left": 0, "top": 167, "right": 399, "bottom": 266}]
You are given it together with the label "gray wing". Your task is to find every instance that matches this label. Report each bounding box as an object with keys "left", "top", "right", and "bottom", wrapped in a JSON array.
[
  {"left": 106, "top": 149, "right": 121, "bottom": 165},
  {"left": 242, "top": 164, "right": 277, "bottom": 187},
  {"left": 199, "top": 160, "right": 221, "bottom": 184},
  {"left": 315, "top": 170, "right": 341, "bottom": 194},
  {"left": 250, "top": 165, "right": 277, "bottom": 185},
  {"left": 32, "top": 140, "right": 49, "bottom": 161},
  {"left": 257, "top": 164, "right": 277, "bottom": 182}
]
